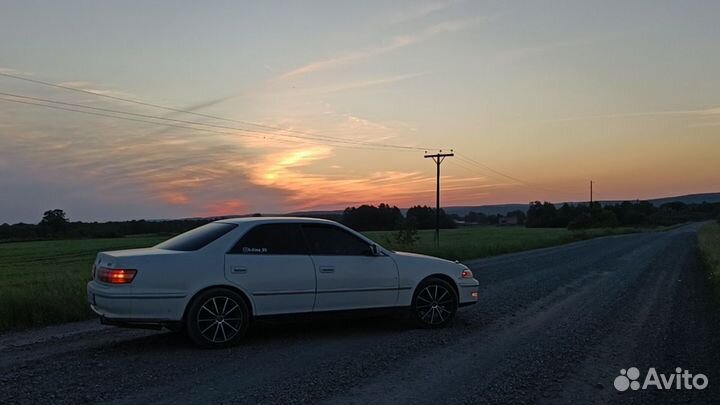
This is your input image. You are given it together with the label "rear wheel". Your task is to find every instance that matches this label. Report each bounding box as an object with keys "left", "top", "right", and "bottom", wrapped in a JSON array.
[
  {"left": 186, "top": 288, "right": 249, "bottom": 348},
  {"left": 411, "top": 278, "right": 458, "bottom": 328}
]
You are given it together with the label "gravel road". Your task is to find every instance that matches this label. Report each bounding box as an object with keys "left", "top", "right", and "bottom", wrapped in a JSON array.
[{"left": 1, "top": 223, "right": 718, "bottom": 405}]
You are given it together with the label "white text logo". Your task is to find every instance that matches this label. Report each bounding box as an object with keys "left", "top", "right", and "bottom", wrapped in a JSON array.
[{"left": 614, "top": 367, "right": 708, "bottom": 391}]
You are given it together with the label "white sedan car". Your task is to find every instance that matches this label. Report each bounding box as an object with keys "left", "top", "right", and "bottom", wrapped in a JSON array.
[{"left": 87, "top": 217, "right": 479, "bottom": 348}]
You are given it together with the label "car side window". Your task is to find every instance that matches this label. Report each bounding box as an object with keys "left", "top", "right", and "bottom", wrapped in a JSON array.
[
  {"left": 301, "top": 224, "right": 371, "bottom": 256},
  {"left": 155, "top": 222, "right": 237, "bottom": 251},
  {"left": 229, "top": 223, "right": 308, "bottom": 255}
]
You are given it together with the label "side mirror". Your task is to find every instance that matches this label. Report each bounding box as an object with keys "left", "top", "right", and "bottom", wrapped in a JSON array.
[{"left": 369, "top": 243, "right": 380, "bottom": 256}]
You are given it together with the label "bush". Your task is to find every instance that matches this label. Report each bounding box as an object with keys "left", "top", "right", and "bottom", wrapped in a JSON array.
[
  {"left": 698, "top": 223, "right": 720, "bottom": 304},
  {"left": 595, "top": 210, "right": 619, "bottom": 228},
  {"left": 568, "top": 213, "right": 593, "bottom": 230},
  {"left": 406, "top": 205, "right": 456, "bottom": 229},
  {"left": 342, "top": 203, "right": 403, "bottom": 231},
  {"left": 394, "top": 219, "right": 419, "bottom": 247}
]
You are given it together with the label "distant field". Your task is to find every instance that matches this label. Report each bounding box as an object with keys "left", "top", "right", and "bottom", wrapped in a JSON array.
[
  {"left": 698, "top": 223, "right": 720, "bottom": 302},
  {"left": 0, "top": 235, "right": 165, "bottom": 331},
  {"left": 366, "top": 226, "right": 639, "bottom": 261},
  {"left": 0, "top": 226, "right": 638, "bottom": 332}
]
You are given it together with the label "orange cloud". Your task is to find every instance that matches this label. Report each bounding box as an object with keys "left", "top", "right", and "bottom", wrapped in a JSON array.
[
  {"left": 204, "top": 200, "right": 248, "bottom": 217},
  {"left": 163, "top": 192, "right": 190, "bottom": 205},
  {"left": 240, "top": 145, "right": 500, "bottom": 211}
]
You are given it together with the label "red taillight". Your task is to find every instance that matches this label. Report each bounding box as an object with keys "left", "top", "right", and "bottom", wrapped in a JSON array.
[
  {"left": 97, "top": 267, "right": 137, "bottom": 284},
  {"left": 461, "top": 269, "right": 473, "bottom": 279}
]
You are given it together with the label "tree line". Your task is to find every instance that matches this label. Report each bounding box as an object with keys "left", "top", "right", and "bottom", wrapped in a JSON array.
[
  {"left": 342, "top": 204, "right": 456, "bottom": 231},
  {"left": 0, "top": 209, "right": 215, "bottom": 241},
  {"left": 1, "top": 200, "right": 718, "bottom": 241},
  {"left": 462, "top": 210, "right": 527, "bottom": 226},
  {"left": 523, "top": 200, "right": 720, "bottom": 229},
  {"left": 0, "top": 204, "right": 457, "bottom": 241}
]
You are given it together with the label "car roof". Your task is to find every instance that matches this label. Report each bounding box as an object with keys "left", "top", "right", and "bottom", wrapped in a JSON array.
[{"left": 214, "top": 216, "right": 339, "bottom": 225}]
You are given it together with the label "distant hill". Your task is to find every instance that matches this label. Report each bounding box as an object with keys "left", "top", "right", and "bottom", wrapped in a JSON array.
[
  {"left": 286, "top": 205, "right": 529, "bottom": 218},
  {"left": 442, "top": 192, "right": 720, "bottom": 217},
  {"left": 442, "top": 204, "right": 528, "bottom": 217},
  {"left": 285, "top": 210, "right": 343, "bottom": 217},
  {"left": 648, "top": 192, "right": 720, "bottom": 206},
  {"left": 153, "top": 192, "right": 720, "bottom": 221}
]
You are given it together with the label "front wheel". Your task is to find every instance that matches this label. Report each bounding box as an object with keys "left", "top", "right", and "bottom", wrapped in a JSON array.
[
  {"left": 411, "top": 278, "right": 458, "bottom": 328},
  {"left": 186, "top": 288, "right": 249, "bottom": 348}
]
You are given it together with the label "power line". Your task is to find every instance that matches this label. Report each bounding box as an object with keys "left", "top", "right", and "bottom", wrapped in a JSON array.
[
  {"left": 0, "top": 91, "right": 422, "bottom": 151},
  {"left": 455, "top": 152, "right": 576, "bottom": 193},
  {"left": 0, "top": 72, "right": 433, "bottom": 151},
  {"left": 446, "top": 160, "right": 489, "bottom": 176},
  {"left": 0, "top": 96, "right": 262, "bottom": 138},
  {"left": 456, "top": 153, "right": 548, "bottom": 188},
  {"left": 447, "top": 160, "right": 567, "bottom": 195},
  {"left": 0, "top": 73, "right": 586, "bottom": 195},
  {"left": 0, "top": 96, "right": 419, "bottom": 153},
  {"left": 447, "top": 160, "right": 512, "bottom": 182}
]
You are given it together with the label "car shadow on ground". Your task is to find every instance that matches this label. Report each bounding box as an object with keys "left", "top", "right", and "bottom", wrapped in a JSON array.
[
  {"left": 101, "top": 313, "right": 413, "bottom": 352},
  {"left": 250, "top": 313, "right": 410, "bottom": 339}
]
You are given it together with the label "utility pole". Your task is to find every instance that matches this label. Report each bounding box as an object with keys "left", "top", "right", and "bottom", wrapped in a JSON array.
[
  {"left": 424, "top": 150, "right": 454, "bottom": 247},
  {"left": 590, "top": 180, "right": 593, "bottom": 205}
]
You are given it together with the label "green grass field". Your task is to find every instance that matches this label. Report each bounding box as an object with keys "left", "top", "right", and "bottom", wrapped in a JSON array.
[
  {"left": 0, "top": 235, "right": 166, "bottom": 331},
  {"left": 698, "top": 223, "right": 720, "bottom": 302},
  {"left": 366, "top": 226, "right": 637, "bottom": 261},
  {"left": 0, "top": 226, "right": 637, "bottom": 332}
]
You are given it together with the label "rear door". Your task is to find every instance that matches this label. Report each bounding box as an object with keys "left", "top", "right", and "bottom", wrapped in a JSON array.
[
  {"left": 224, "top": 223, "right": 315, "bottom": 315},
  {"left": 301, "top": 223, "right": 399, "bottom": 311}
]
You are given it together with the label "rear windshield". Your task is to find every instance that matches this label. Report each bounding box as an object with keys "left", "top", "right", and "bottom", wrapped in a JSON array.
[{"left": 155, "top": 222, "right": 237, "bottom": 251}]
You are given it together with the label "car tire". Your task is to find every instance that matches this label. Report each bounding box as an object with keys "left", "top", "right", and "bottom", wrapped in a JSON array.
[
  {"left": 410, "top": 277, "right": 458, "bottom": 328},
  {"left": 186, "top": 288, "right": 250, "bottom": 348}
]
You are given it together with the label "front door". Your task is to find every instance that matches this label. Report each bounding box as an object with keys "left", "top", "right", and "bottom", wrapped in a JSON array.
[{"left": 301, "top": 223, "right": 399, "bottom": 311}]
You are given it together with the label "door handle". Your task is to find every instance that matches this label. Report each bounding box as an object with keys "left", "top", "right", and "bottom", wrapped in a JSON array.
[
  {"left": 231, "top": 267, "right": 248, "bottom": 274},
  {"left": 319, "top": 266, "right": 335, "bottom": 273}
]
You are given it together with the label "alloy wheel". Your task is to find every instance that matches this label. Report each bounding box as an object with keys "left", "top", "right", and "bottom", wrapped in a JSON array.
[
  {"left": 196, "top": 296, "right": 244, "bottom": 343},
  {"left": 415, "top": 284, "right": 455, "bottom": 325}
]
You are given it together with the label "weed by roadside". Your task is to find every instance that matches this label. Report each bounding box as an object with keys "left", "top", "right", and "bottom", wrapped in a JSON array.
[{"left": 698, "top": 223, "right": 720, "bottom": 302}]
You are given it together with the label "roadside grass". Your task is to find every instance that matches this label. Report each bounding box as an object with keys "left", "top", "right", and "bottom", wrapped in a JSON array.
[
  {"left": 698, "top": 223, "right": 720, "bottom": 302},
  {"left": 0, "top": 226, "right": 640, "bottom": 332},
  {"left": 0, "top": 235, "right": 164, "bottom": 331}
]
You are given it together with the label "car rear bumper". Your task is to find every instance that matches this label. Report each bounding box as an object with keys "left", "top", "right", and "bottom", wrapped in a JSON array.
[
  {"left": 87, "top": 281, "right": 186, "bottom": 323},
  {"left": 87, "top": 281, "right": 135, "bottom": 319}
]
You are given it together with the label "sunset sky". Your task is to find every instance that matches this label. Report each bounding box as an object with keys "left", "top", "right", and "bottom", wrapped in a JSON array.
[{"left": 1, "top": 0, "right": 719, "bottom": 223}]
